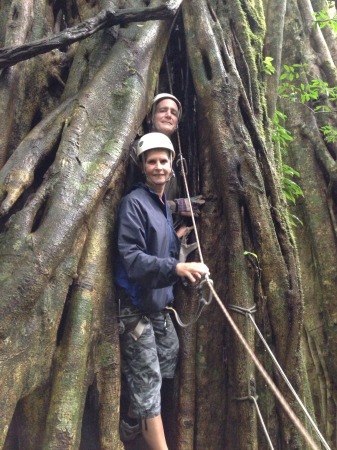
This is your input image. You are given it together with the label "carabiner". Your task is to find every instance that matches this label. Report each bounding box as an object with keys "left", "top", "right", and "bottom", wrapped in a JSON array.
[
  {"left": 199, "top": 275, "right": 213, "bottom": 306},
  {"left": 176, "top": 153, "right": 188, "bottom": 176}
]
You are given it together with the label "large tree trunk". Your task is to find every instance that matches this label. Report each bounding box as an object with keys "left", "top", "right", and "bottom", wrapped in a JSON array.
[
  {"left": 0, "top": 0, "right": 336, "bottom": 449},
  {"left": 0, "top": 0, "right": 178, "bottom": 448},
  {"left": 280, "top": 0, "right": 337, "bottom": 446},
  {"left": 184, "top": 1, "right": 305, "bottom": 448}
]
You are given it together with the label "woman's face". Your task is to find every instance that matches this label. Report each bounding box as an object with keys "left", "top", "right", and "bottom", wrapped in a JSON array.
[{"left": 143, "top": 149, "right": 172, "bottom": 189}]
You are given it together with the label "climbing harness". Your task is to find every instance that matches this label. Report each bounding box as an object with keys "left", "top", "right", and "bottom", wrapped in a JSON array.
[{"left": 117, "top": 307, "right": 167, "bottom": 341}]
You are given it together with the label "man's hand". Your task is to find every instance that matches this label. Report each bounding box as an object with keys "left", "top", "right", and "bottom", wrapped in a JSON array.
[
  {"left": 168, "top": 195, "right": 205, "bottom": 217},
  {"left": 176, "top": 262, "right": 210, "bottom": 284}
]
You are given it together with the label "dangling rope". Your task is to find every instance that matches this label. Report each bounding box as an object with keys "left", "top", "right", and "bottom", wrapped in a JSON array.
[
  {"left": 165, "top": 116, "right": 215, "bottom": 326},
  {"left": 175, "top": 131, "right": 205, "bottom": 264}
]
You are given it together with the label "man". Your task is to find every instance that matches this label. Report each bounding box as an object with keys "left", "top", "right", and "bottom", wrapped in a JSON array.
[
  {"left": 129, "top": 93, "right": 204, "bottom": 218},
  {"left": 116, "top": 132, "right": 209, "bottom": 449},
  {"left": 149, "top": 92, "right": 182, "bottom": 135}
]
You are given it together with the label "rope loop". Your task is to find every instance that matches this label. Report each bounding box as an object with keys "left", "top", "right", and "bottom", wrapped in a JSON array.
[
  {"left": 228, "top": 304, "right": 257, "bottom": 318},
  {"left": 165, "top": 302, "right": 203, "bottom": 328},
  {"left": 166, "top": 276, "right": 214, "bottom": 328},
  {"left": 199, "top": 275, "right": 214, "bottom": 306},
  {"left": 233, "top": 394, "right": 274, "bottom": 449}
]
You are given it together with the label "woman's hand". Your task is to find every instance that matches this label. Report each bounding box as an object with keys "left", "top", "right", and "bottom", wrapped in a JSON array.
[{"left": 176, "top": 262, "right": 210, "bottom": 284}]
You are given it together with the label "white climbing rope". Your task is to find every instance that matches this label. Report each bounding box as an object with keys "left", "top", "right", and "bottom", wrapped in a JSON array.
[
  {"left": 251, "top": 395, "right": 275, "bottom": 450},
  {"left": 229, "top": 304, "right": 331, "bottom": 450},
  {"left": 210, "top": 285, "right": 320, "bottom": 450},
  {"left": 164, "top": 70, "right": 329, "bottom": 449},
  {"left": 173, "top": 128, "right": 327, "bottom": 450}
]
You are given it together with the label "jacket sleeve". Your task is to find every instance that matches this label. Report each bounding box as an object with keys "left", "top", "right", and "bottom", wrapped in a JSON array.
[{"left": 117, "top": 196, "right": 179, "bottom": 289}]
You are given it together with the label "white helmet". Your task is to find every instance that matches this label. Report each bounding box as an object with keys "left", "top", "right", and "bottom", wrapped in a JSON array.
[
  {"left": 137, "top": 132, "right": 175, "bottom": 160},
  {"left": 151, "top": 93, "right": 182, "bottom": 120}
]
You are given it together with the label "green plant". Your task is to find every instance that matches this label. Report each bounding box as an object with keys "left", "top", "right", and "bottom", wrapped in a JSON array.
[
  {"left": 263, "top": 59, "right": 304, "bottom": 215},
  {"left": 287, "top": 213, "right": 303, "bottom": 227},
  {"left": 272, "top": 110, "right": 294, "bottom": 148},
  {"left": 313, "top": 3, "right": 337, "bottom": 33},
  {"left": 320, "top": 125, "right": 337, "bottom": 142},
  {"left": 281, "top": 165, "right": 303, "bottom": 204},
  {"left": 279, "top": 63, "right": 337, "bottom": 108},
  {"left": 272, "top": 111, "right": 304, "bottom": 209},
  {"left": 263, "top": 56, "right": 276, "bottom": 75},
  {"left": 243, "top": 250, "right": 258, "bottom": 260},
  {"left": 278, "top": 63, "right": 337, "bottom": 144}
]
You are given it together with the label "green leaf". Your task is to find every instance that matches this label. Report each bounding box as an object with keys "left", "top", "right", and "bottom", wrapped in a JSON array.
[
  {"left": 284, "top": 190, "right": 296, "bottom": 203},
  {"left": 244, "top": 251, "right": 259, "bottom": 261},
  {"left": 282, "top": 164, "right": 300, "bottom": 177},
  {"left": 288, "top": 214, "right": 303, "bottom": 227}
]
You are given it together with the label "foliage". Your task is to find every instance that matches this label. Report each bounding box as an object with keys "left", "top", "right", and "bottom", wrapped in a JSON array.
[
  {"left": 272, "top": 109, "right": 304, "bottom": 209},
  {"left": 281, "top": 165, "right": 303, "bottom": 204},
  {"left": 278, "top": 61, "right": 337, "bottom": 144},
  {"left": 279, "top": 63, "right": 337, "bottom": 108},
  {"left": 262, "top": 56, "right": 276, "bottom": 75},
  {"left": 312, "top": 2, "right": 337, "bottom": 33},
  {"left": 260, "top": 58, "right": 305, "bottom": 211},
  {"left": 320, "top": 124, "right": 337, "bottom": 142},
  {"left": 272, "top": 53, "right": 337, "bottom": 213},
  {"left": 272, "top": 110, "right": 293, "bottom": 148},
  {"left": 243, "top": 250, "right": 258, "bottom": 260}
]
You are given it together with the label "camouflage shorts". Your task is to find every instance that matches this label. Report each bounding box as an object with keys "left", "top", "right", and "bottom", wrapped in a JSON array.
[{"left": 120, "top": 307, "right": 179, "bottom": 418}]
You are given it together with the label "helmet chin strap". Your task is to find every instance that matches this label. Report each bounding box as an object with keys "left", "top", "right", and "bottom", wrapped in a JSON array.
[{"left": 168, "top": 169, "right": 175, "bottom": 181}]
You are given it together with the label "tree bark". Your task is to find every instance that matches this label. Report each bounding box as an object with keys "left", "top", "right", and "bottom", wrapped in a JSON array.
[
  {"left": 0, "top": 1, "right": 179, "bottom": 447},
  {"left": 0, "top": 2, "right": 180, "bottom": 69},
  {"left": 0, "top": 0, "right": 336, "bottom": 448},
  {"left": 183, "top": 0, "right": 304, "bottom": 448}
]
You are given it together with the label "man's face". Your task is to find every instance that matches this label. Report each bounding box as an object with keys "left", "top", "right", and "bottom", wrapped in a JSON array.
[{"left": 152, "top": 99, "right": 179, "bottom": 136}]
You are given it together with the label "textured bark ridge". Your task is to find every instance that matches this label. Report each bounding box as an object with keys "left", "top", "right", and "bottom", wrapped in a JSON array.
[
  {"left": 0, "top": 3, "right": 179, "bottom": 69},
  {"left": 0, "top": 1, "right": 178, "bottom": 448},
  {"left": 183, "top": 1, "right": 303, "bottom": 449},
  {"left": 0, "top": 0, "right": 336, "bottom": 449}
]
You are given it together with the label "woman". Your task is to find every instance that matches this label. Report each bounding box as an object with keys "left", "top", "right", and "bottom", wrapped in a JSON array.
[{"left": 115, "top": 132, "right": 209, "bottom": 449}]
